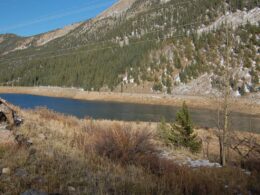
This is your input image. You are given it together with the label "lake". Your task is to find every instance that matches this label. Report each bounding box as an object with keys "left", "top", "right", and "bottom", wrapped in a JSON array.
[{"left": 0, "top": 93, "right": 259, "bottom": 132}]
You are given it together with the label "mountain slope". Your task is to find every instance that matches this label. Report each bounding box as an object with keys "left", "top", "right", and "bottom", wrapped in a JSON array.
[
  {"left": 0, "top": 0, "right": 259, "bottom": 96},
  {"left": 0, "top": 23, "right": 82, "bottom": 56}
]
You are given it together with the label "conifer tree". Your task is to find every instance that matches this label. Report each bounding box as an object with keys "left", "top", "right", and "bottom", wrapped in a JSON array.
[
  {"left": 173, "top": 102, "right": 202, "bottom": 153},
  {"left": 159, "top": 102, "right": 201, "bottom": 153}
]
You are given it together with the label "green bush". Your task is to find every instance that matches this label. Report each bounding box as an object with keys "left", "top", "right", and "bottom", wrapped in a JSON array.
[{"left": 153, "top": 82, "right": 163, "bottom": 92}]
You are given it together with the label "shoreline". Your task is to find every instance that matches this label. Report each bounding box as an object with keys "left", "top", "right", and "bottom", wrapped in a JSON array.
[{"left": 0, "top": 86, "right": 259, "bottom": 115}]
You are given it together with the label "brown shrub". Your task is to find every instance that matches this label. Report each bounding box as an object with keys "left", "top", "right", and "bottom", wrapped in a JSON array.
[{"left": 93, "top": 124, "right": 156, "bottom": 165}]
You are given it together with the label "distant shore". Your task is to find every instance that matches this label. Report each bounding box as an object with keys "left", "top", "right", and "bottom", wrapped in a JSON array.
[{"left": 0, "top": 86, "right": 259, "bottom": 115}]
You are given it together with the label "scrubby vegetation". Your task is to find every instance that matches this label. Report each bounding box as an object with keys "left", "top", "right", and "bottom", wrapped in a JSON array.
[{"left": 0, "top": 108, "right": 259, "bottom": 194}]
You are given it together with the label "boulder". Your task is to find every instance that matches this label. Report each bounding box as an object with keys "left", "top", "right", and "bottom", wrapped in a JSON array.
[
  {"left": 68, "top": 186, "right": 76, "bottom": 193},
  {"left": 15, "top": 168, "right": 28, "bottom": 178},
  {"left": 2, "top": 167, "right": 11, "bottom": 175}
]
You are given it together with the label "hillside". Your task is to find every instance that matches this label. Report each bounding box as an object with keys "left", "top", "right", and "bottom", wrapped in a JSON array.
[{"left": 0, "top": 0, "right": 259, "bottom": 96}]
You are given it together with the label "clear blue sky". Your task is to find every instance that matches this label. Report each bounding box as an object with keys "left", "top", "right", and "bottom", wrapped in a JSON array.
[{"left": 0, "top": 0, "right": 117, "bottom": 37}]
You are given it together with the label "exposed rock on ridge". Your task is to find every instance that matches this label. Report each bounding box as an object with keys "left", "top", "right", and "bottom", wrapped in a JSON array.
[
  {"left": 98, "top": 0, "right": 137, "bottom": 19},
  {"left": 198, "top": 7, "right": 260, "bottom": 34}
]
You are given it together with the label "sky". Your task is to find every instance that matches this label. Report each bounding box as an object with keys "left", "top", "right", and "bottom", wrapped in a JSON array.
[{"left": 0, "top": 0, "right": 117, "bottom": 37}]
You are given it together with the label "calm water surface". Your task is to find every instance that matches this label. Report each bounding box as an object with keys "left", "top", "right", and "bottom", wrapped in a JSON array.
[{"left": 0, "top": 93, "right": 259, "bottom": 132}]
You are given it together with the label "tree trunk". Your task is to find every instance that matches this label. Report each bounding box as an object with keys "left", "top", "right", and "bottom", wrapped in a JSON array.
[
  {"left": 220, "top": 1, "right": 230, "bottom": 166},
  {"left": 221, "top": 92, "right": 229, "bottom": 166}
]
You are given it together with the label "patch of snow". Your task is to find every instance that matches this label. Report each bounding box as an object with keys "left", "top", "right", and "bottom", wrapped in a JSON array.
[
  {"left": 124, "top": 36, "right": 129, "bottom": 45},
  {"left": 245, "top": 72, "right": 251, "bottom": 80},
  {"left": 119, "top": 40, "right": 124, "bottom": 47},
  {"left": 129, "top": 78, "right": 134, "bottom": 84},
  {"left": 233, "top": 90, "right": 241, "bottom": 97},
  {"left": 159, "top": 151, "right": 222, "bottom": 168},
  {"left": 175, "top": 75, "right": 181, "bottom": 83},
  {"left": 123, "top": 75, "right": 128, "bottom": 82},
  {"left": 244, "top": 85, "right": 250, "bottom": 93},
  {"left": 242, "top": 169, "right": 251, "bottom": 176},
  {"left": 160, "top": 0, "right": 171, "bottom": 4},
  {"left": 185, "top": 158, "right": 222, "bottom": 168}
]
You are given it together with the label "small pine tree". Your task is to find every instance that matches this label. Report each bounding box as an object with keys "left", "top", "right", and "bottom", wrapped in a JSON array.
[
  {"left": 159, "top": 102, "right": 202, "bottom": 153},
  {"left": 173, "top": 102, "right": 201, "bottom": 153}
]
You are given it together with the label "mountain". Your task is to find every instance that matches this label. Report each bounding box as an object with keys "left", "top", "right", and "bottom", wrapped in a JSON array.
[
  {"left": 0, "top": 23, "right": 82, "bottom": 55},
  {"left": 0, "top": 0, "right": 259, "bottom": 96}
]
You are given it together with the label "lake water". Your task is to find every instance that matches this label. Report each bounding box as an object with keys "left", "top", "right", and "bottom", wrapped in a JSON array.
[{"left": 0, "top": 93, "right": 259, "bottom": 132}]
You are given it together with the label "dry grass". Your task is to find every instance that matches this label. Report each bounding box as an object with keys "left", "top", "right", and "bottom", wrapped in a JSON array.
[{"left": 0, "top": 108, "right": 259, "bottom": 194}]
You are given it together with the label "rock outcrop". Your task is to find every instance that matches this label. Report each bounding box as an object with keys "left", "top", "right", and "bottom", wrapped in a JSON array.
[
  {"left": 0, "top": 98, "right": 22, "bottom": 145},
  {"left": 0, "top": 98, "right": 22, "bottom": 129}
]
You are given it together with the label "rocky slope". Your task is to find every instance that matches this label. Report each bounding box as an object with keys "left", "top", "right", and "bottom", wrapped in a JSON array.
[{"left": 198, "top": 7, "right": 260, "bottom": 34}]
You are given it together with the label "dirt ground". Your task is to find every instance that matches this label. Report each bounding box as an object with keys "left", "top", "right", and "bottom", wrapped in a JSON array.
[{"left": 0, "top": 86, "right": 259, "bottom": 115}]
